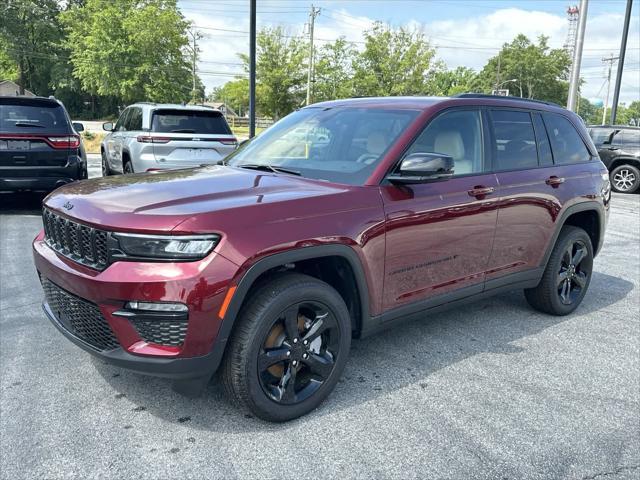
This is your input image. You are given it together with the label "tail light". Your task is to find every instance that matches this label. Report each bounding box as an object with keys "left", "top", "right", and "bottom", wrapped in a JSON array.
[
  {"left": 137, "top": 135, "right": 170, "bottom": 144},
  {"left": 47, "top": 135, "right": 80, "bottom": 149}
]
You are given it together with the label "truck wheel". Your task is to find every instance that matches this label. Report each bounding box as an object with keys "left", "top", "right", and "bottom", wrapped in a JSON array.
[
  {"left": 525, "top": 226, "right": 593, "bottom": 316},
  {"left": 221, "top": 273, "right": 351, "bottom": 422},
  {"left": 610, "top": 164, "right": 639, "bottom": 193}
]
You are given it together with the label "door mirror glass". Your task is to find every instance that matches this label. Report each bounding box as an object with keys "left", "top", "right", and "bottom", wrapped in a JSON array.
[
  {"left": 389, "top": 152, "right": 454, "bottom": 184},
  {"left": 102, "top": 122, "right": 114, "bottom": 132},
  {"left": 72, "top": 122, "right": 84, "bottom": 132}
]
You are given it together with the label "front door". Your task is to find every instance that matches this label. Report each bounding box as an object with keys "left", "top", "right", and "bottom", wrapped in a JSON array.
[{"left": 380, "top": 108, "right": 499, "bottom": 311}]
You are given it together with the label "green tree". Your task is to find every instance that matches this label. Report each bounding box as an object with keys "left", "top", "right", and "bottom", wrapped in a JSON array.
[
  {"left": 427, "top": 66, "right": 478, "bottom": 96},
  {"left": 211, "top": 78, "right": 249, "bottom": 116},
  {"left": 239, "top": 27, "right": 306, "bottom": 119},
  {"left": 313, "top": 37, "right": 356, "bottom": 102},
  {"left": 616, "top": 101, "right": 640, "bottom": 125},
  {"left": 61, "top": 0, "right": 195, "bottom": 104},
  {"left": 0, "top": 0, "right": 63, "bottom": 95},
  {"left": 352, "top": 22, "right": 438, "bottom": 97},
  {"left": 477, "top": 34, "right": 571, "bottom": 104}
]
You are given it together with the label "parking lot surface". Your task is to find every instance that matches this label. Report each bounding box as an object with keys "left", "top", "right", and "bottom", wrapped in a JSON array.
[{"left": 1, "top": 163, "right": 638, "bottom": 479}]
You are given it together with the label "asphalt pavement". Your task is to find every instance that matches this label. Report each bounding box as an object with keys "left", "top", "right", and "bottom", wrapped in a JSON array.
[{"left": 0, "top": 163, "right": 638, "bottom": 479}]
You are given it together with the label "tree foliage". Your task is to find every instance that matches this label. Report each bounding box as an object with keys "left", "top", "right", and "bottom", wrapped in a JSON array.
[
  {"left": 477, "top": 34, "right": 571, "bottom": 105},
  {"left": 211, "top": 78, "right": 249, "bottom": 116},
  {"left": 352, "top": 22, "right": 438, "bottom": 96},
  {"left": 61, "top": 0, "right": 194, "bottom": 104},
  {"left": 313, "top": 37, "right": 356, "bottom": 102}
]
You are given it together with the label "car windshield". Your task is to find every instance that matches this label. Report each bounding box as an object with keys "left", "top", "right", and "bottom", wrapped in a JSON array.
[
  {"left": 225, "top": 107, "right": 420, "bottom": 185},
  {"left": 151, "top": 109, "right": 232, "bottom": 134},
  {"left": 0, "top": 101, "right": 69, "bottom": 133}
]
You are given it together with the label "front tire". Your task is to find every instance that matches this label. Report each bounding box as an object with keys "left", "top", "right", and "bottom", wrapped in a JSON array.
[
  {"left": 221, "top": 273, "right": 351, "bottom": 422},
  {"left": 101, "top": 151, "right": 111, "bottom": 177},
  {"left": 525, "top": 225, "right": 593, "bottom": 315},
  {"left": 610, "top": 164, "right": 639, "bottom": 193}
]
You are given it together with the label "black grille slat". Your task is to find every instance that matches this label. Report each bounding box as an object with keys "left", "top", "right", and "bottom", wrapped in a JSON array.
[
  {"left": 42, "top": 209, "right": 108, "bottom": 270},
  {"left": 42, "top": 279, "right": 120, "bottom": 351},
  {"left": 131, "top": 319, "right": 188, "bottom": 347}
]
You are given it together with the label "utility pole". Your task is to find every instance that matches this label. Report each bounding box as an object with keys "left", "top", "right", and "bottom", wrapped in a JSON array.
[
  {"left": 567, "top": 0, "right": 589, "bottom": 111},
  {"left": 602, "top": 55, "right": 619, "bottom": 125},
  {"left": 306, "top": 5, "right": 321, "bottom": 106},
  {"left": 249, "top": 0, "right": 256, "bottom": 138},
  {"left": 187, "top": 29, "right": 203, "bottom": 103},
  {"left": 611, "top": 0, "right": 633, "bottom": 124}
]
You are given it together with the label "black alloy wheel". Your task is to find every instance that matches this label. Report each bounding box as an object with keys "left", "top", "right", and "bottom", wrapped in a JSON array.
[
  {"left": 557, "top": 240, "right": 590, "bottom": 305},
  {"left": 258, "top": 301, "right": 340, "bottom": 405},
  {"left": 221, "top": 273, "right": 351, "bottom": 422},
  {"left": 525, "top": 225, "right": 594, "bottom": 315}
]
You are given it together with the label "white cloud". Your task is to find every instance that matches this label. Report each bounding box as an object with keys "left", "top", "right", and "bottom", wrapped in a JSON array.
[{"left": 185, "top": 5, "right": 639, "bottom": 104}]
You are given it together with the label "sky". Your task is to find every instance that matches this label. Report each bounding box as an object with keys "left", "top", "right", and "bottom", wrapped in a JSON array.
[{"left": 178, "top": 0, "right": 640, "bottom": 104}]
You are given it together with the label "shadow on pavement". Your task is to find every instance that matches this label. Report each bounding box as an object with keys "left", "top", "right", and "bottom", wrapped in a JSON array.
[
  {"left": 0, "top": 192, "right": 47, "bottom": 216},
  {"left": 91, "top": 269, "right": 635, "bottom": 432}
]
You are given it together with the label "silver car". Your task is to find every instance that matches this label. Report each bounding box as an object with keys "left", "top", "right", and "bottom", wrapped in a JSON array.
[{"left": 101, "top": 103, "right": 237, "bottom": 175}]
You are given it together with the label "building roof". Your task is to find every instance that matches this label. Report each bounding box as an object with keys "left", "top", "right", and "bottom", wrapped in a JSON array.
[{"left": 0, "top": 80, "right": 35, "bottom": 97}]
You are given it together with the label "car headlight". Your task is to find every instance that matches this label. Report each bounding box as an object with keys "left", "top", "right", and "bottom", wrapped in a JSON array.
[{"left": 112, "top": 233, "right": 220, "bottom": 260}]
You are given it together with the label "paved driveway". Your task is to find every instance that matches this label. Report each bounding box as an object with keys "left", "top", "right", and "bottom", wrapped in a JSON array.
[{"left": 0, "top": 184, "right": 638, "bottom": 479}]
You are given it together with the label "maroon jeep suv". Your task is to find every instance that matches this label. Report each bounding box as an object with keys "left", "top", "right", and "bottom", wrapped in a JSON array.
[{"left": 33, "top": 95, "right": 611, "bottom": 421}]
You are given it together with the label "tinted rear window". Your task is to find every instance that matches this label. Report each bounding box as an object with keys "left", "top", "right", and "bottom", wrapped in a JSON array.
[
  {"left": 151, "top": 109, "right": 231, "bottom": 134},
  {"left": 491, "top": 110, "right": 538, "bottom": 170},
  {"left": 543, "top": 113, "right": 591, "bottom": 164},
  {"left": 0, "top": 100, "right": 69, "bottom": 133}
]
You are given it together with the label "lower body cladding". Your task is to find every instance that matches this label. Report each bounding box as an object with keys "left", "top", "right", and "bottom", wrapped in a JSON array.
[{"left": 32, "top": 231, "right": 239, "bottom": 393}]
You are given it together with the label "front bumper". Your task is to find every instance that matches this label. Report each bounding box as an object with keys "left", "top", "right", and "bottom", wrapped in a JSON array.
[{"left": 33, "top": 231, "right": 239, "bottom": 377}]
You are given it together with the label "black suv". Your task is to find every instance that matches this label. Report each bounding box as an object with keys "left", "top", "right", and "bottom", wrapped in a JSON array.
[
  {"left": 0, "top": 96, "right": 87, "bottom": 192},
  {"left": 589, "top": 125, "right": 640, "bottom": 193}
]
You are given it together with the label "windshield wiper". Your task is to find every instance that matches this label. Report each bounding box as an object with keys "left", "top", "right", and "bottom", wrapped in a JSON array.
[
  {"left": 13, "top": 122, "right": 44, "bottom": 128},
  {"left": 237, "top": 164, "right": 301, "bottom": 176}
]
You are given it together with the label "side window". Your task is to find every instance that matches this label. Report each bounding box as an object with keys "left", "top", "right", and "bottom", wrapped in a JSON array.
[
  {"left": 128, "top": 107, "right": 142, "bottom": 131},
  {"left": 543, "top": 113, "right": 591, "bottom": 164},
  {"left": 589, "top": 128, "right": 616, "bottom": 146},
  {"left": 114, "top": 109, "right": 131, "bottom": 132},
  {"left": 404, "top": 109, "right": 484, "bottom": 175},
  {"left": 620, "top": 130, "right": 640, "bottom": 146},
  {"left": 490, "top": 109, "right": 538, "bottom": 170},
  {"left": 532, "top": 113, "right": 553, "bottom": 166}
]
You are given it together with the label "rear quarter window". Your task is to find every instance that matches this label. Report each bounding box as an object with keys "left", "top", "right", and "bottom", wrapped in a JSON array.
[
  {"left": 0, "top": 101, "right": 69, "bottom": 133},
  {"left": 543, "top": 113, "right": 591, "bottom": 164},
  {"left": 151, "top": 109, "right": 232, "bottom": 135}
]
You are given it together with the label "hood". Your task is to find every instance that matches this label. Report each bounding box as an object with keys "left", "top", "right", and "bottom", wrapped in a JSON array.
[{"left": 44, "top": 166, "right": 352, "bottom": 233}]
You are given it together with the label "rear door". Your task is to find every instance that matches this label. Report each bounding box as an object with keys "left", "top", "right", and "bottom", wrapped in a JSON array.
[
  {"left": 486, "top": 109, "right": 596, "bottom": 284},
  {"left": 149, "top": 109, "right": 237, "bottom": 168},
  {"left": 0, "top": 98, "right": 73, "bottom": 176}
]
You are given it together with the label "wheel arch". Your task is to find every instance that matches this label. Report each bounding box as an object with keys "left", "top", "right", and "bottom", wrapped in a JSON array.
[
  {"left": 610, "top": 157, "right": 640, "bottom": 171},
  {"left": 541, "top": 202, "right": 605, "bottom": 268},
  {"left": 218, "top": 245, "right": 371, "bottom": 348}
]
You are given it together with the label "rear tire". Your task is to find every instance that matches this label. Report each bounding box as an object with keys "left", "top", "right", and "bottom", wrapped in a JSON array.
[
  {"left": 610, "top": 164, "right": 639, "bottom": 193},
  {"left": 525, "top": 225, "right": 593, "bottom": 315},
  {"left": 221, "top": 273, "right": 351, "bottom": 422}
]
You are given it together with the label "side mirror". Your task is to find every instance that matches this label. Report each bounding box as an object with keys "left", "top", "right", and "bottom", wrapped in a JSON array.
[
  {"left": 102, "top": 122, "right": 114, "bottom": 132},
  {"left": 388, "top": 152, "right": 454, "bottom": 184},
  {"left": 72, "top": 122, "right": 84, "bottom": 132}
]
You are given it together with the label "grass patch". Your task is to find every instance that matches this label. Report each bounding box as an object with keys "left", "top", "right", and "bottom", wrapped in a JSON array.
[
  {"left": 231, "top": 126, "right": 266, "bottom": 138},
  {"left": 81, "top": 131, "right": 106, "bottom": 154}
]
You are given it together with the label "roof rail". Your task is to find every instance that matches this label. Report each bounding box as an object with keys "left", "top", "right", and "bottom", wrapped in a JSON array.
[{"left": 454, "top": 93, "right": 561, "bottom": 108}]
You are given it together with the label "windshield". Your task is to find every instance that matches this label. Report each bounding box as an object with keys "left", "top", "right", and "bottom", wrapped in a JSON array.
[{"left": 225, "top": 107, "right": 419, "bottom": 185}]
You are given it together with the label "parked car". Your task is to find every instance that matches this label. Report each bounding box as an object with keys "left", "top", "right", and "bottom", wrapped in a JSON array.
[
  {"left": 34, "top": 94, "right": 610, "bottom": 421},
  {"left": 588, "top": 125, "right": 640, "bottom": 193},
  {"left": 101, "top": 103, "right": 237, "bottom": 175},
  {"left": 0, "top": 96, "right": 86, "bottom": 192}
]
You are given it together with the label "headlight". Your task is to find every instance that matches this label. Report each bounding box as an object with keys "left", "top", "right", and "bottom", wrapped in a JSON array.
[{"left": 112, "top": 233, "right": 220, "bottom": 260}]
